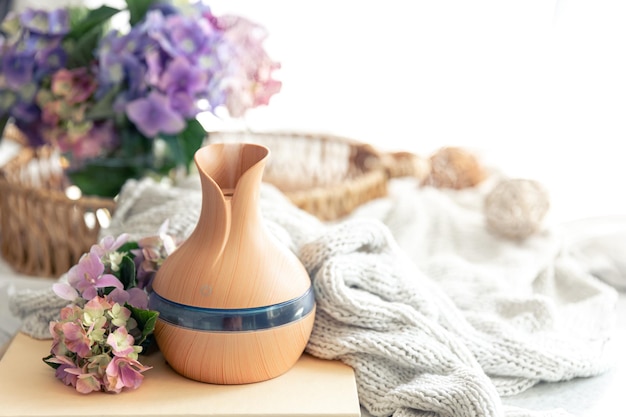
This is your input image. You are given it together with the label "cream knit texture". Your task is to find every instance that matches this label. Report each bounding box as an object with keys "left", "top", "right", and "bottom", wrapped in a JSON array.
[{"left": 9, "top": 176, "right": 619, "bottom": 417}]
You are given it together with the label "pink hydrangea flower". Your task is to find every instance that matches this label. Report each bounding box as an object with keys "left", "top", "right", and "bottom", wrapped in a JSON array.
[
  {"left": 67, "top": 252, "right": 124, "bottom": 300},
  {"left": 50, "top": 67, "right": 98, "bottom": 105},
  {"left": 105, "top": 357, "right": 151, "bottom": 393},
  {"left": 61, "top": 322, "right": 92, "bottom": 358},
  {"left": 74, "top": 372, "right": 102, "bottom": 394},
  {"left": 107, "top": 327, "right": 136, "bottom": 358},
  {"left": 45, "top": 355, "right": 80, "bottom": 387},
  {"left": 45, "top": 230, "right": 164, "bottom": 394}
]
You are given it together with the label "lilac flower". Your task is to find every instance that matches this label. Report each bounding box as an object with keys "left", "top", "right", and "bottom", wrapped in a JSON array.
[
  {"left": 91, "top": 234, "right": 130, "bottom": 258},
  {"left": 67, "top": 252, "right": 124, "bottom": 300},
  {"left": 2, "top": 50, "right": 34, "bottom": 88},
  {"left": 53, "top": 282, "right": 80, "bottom": 302},
  {"left": 163, "top": 14, "right": 213, "bottom": 60},
  {"left": 148, "top": 2, "right": 179, "bottom": 17},
  {"left": 51, "top": 68, "right": 98, "bottom": 104},
  {"left": 34, "top": 46, "right": 66, "bottom": 75},
  {"left": 19, "top": 8, "right": 69, "bottom": 36},
  {"left": 61, "top": 321, "right": 92, "bottom": 357},
  {"left": 133, "top": 221, "right": 179, "bottom": 291},
  {"left": 49, "top": 321, "right": 70, "bottom": 357},
  {"left": 45, "top": 293, "right": 152, "bottom": 394},
  {"left": 106, "top": 287, "right": 148, "bottom": 309},
  {"left": 111, "top": 287, "right": 149, "bottom": 309},
  {"left": 74, "top": 372, "right": 102, "bottom": 394},
  {"left": 45, "top": 355, "right": 80, "bottom": 387},
  {"left": 126, "top": 90, "right": 185, "bottom": 137},
  {"left": 159, "top": 55, "right": 208, "bottom": 96},
  {"left": 212, "top": 14, "right": 282, "bottom": 117},
  {"left": 107, "top": 327, "right": 137, "bottom": 358},
  {"left": 97, "top": 52, "right": 146, "bottom": 101},
  {"left": 167, "top": 90, "right": 197, "bottom": 118},
  {"left": 144, "top": 49, "right": 163, "bottom": 86},
  {"left": 59, "top": 304, "right": 83, "bottom": 321},
  {"left": 49, "top": 121, "right": 118, "bottom": 162},
  {"left": 105, "top": 356, "right": 151, "bottom": 393},
  {"left": 158, "top": 56, "right": 208, "bottom": 117}
]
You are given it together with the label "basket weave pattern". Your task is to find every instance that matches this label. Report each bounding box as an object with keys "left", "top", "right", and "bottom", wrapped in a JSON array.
[
  {"left": 208, "top": 131, "right": 390, "bottom": 221},
  {"left": 0, "top": 130, "right": 407, "bottom": 278},
  {"left": 0, "top": 147, "right": 115, "bottom": 277}
]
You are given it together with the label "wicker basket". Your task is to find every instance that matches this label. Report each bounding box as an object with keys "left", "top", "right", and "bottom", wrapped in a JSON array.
[
  {"left": 0, "top": 146, "right": 116, "bottom": 278},
  {"left": 0, "top": 129, "right": 421, "bottom": 278},
  {"left": 208, "top": 131, "right": 390, "bottom": 221}
]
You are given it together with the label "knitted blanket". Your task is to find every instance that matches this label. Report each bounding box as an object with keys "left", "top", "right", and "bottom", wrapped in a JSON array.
[{"left": 10, "top": 176, "right": 619, "bottom": 417}]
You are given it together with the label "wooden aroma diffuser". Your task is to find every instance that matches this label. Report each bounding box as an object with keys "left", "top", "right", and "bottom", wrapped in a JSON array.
[{"left": 149, "top": 143, "right": 316, "bottom": 384}]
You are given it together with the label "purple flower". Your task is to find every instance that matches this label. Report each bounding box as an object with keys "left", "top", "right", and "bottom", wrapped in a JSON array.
[
  {"left": 34, "top": 46, "right": 67, "bottom": 78},
  {"left": 97, "top": 52, "right": 146, "bottom": 100},
  {"left": 212, "top": 14, "right": 282, "bottom": 117},
  {"left": 105, "top": 356, "right": 151, "bottom": 393},
  {"left": 107, "top": 287, "right": 149, "bottom": 309},
  {"left": 53, "top": 282, "right": 80, "bottom": 302},
  {"left": 61, "top": 322, "right": 92, "bottom": 357},
  {"left": 19, "top": 8, "right": 69, "bottom": 36},
  {"left": 91, "top": 234, "right": 130, "bottom": 258},
  {"left": 164, "top": 15, "right": 213, "bottom": 59},
  {"left": 133, "top": 224, "right": 179, "bottom": 291},
  {"left": 2, "top": 50, "right": 34, "bottom": 88},
  {"left": 159, "top": 55, "right": 207, "bottom": 95},
  {"left": 67, "top": 252, "right": 124, "bottom": 300},
  {"left": 157, "top": 56, "right": 208, "bottom": 117},
  {"left": 12, "top": 102, "right": 40, "bottom": 123},
  {"left": 144, "top": 49, "right": 163, "bottom": 86},
  {"left": 45, "top": 355, "right": 80, "bottom": 387},
  {"left": 126, "top": 91, "right": 185, "bottom": 137},
  {"left": 167, "top": 90, "right": 197, "bottom": 118}
]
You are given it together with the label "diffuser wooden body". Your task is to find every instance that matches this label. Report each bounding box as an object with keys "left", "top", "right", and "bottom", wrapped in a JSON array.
[{"left": 150, "top": 143, "right": 316, "bottom": 384}]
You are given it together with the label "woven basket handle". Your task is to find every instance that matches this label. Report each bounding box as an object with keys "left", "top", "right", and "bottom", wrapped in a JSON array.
[{"left": 378, "top": 150, "right": 430, "bottom": 180}]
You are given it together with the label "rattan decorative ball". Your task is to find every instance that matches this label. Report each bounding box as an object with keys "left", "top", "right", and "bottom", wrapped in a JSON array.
[
  {"left": 484, "top": 178, "right": 550, "bottom": 240},
  {"left": 422, "top": 146, "right": 485, "bottom": 189}
]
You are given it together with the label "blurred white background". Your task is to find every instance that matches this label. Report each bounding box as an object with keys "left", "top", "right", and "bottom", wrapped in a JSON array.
[
  {"left": 10, "top": 0, "right": 626, "bottom": 223},
  {"left": 203, "top": 0, "right": 626, "bottom": 224}
]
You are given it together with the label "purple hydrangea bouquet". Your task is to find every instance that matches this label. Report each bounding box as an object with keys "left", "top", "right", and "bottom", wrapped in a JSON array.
[
  {"left": 0, "top": 0, "right": 280, "bottom": 197},
  {"left": 44, "top": 224, "right": 179, "bottom": 394}
]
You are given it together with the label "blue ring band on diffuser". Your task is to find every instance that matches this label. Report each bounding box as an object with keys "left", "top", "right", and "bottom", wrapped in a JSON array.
[{"left": 149, "top": 286, "right": 316, "bottom": 332}]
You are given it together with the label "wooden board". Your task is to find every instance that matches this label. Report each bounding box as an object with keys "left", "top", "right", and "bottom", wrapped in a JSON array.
[{"left": 0, "top": 333, "right": 360, "bottom": 417}]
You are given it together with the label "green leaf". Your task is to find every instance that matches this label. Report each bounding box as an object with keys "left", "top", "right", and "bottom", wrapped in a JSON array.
[
  {"left": 179, "top": 118, "right": 207, "bottom": 169},
  {"left": 127, "top": 305, "right": 159, "bottom": 346},
  {"left": 67, "top": 6, "right": 121, "bottom": 40},
  {"left": 66, "top": 157, "right": 143, "bottom": 197},
  {"left": 120, "top": 126, "right": 153, "bottom": 159},
  {"left": 160, "top": 118, "right": 207, "bottom": 173},
  {"left": 118, "top": 255, "right": 137, "bottom": 290},
  {"left": 64, "top": 6, "right": 121, "bottom": 68},
  {"left": 42, "top": 354, "right": 60, "bottom": 370},
  {"left": 118, "top": 241, "right": 140, "bottom": 254},
  {"left": 0, "top": 115, "right": 9, "bottom": 144},
  {"left": 126, "top": 0, "right": 159, "bottom": 26},
  {"left": 159, "top": 134, "right": 186, "bottom": 170},
  {"left": 85, "top": 86, "right": 119, "bottom": 121}
]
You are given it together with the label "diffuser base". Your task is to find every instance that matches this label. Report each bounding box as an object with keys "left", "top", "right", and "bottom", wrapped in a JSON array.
[{"left": 155, "top": 308, "right": 316, "bottom": 384}]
